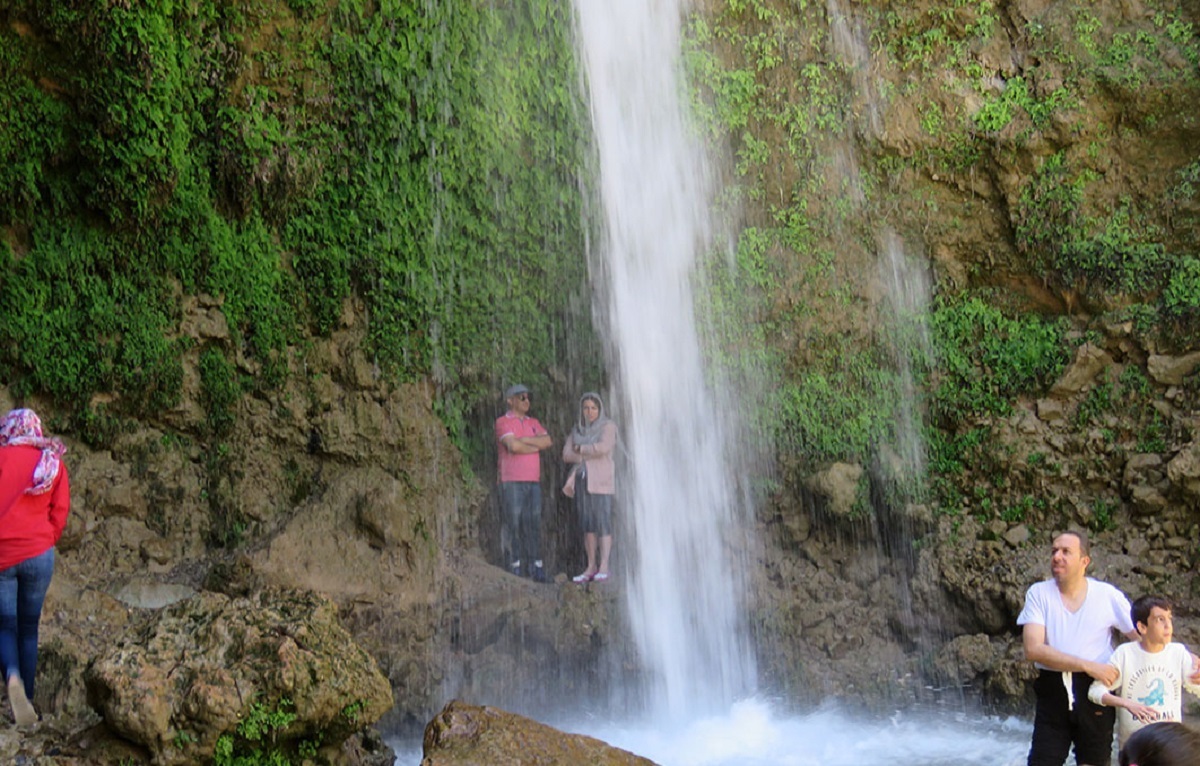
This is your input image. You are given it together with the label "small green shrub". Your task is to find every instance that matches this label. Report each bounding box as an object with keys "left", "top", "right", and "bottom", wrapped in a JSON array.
[
  {"left": 1118, "top": 365, "right": 1151, "bottom": 397},
  {"left": 973, "top": 76, "right": 1072, "bottom": 133},
  {"left": 1063, "top": 208, "right": 1169, "bottom": 293},
  {"left": 237, "top": 698, "right": 297, "bottom": 742},
  {"left": 1091, "top": 498, "right": 1117, "bottom": 532},
  {"left": 1075, "top": 381, "right": 1114, "bottom": 426},
  {"left": 1001, "top": 495, "right": 1035, "bottom": 523},
  {"left": 1163, "top": 257, "right": 1200, "bottom": 320},
  {"left": 341, "top": 698, "right": 366, "bottom": 723},
  {"left": 775, "top": 349, "right": 902, "bottom": 462},
  {"left": 1136, "top": 411, "right": 1168, "bottom": 453},
  {"left": 929, "top": 295, "right": 1070, "bottom": 424},
  {"left": 199, "top": 347, "right": 239, "bottom": 438},
  {"left": 1016, "top": 155, "right": 1171, "bottom": 295},
  {"left": 210, "top": 696, "right": 326, "bottom": 766}
]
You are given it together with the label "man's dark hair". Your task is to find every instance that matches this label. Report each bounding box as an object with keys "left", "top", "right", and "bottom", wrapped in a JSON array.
[
  {"left": 1059, "top": 529, "right": 1091, "bottom": 557},
  {"left": 1132, "top": 595, "right": 1173, "bottom": 630}
]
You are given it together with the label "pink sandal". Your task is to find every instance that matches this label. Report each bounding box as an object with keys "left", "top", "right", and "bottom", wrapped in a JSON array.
[
  {"left": 572, "top": 572, "right": 594, "bottom": 583},
  {"left": 592, "top": 572, "right": 609, "bottom": 582}
]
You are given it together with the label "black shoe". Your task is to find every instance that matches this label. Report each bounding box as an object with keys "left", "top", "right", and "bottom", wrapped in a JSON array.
[{"left": 532, "top": 563, "right": 547, "bottom": 583}]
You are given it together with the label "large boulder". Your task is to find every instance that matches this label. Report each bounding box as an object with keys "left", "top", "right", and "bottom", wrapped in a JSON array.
[
  {"left": 1049, "top": 343, "right": 1114, "bottom": 398},
  {"left": 420, "top": 700, "right": 657, "bottom": 766},
  {"left": 1147, "top": 352, "right": 1200, "bottom": 386},
  {"left": 805, "top": 462, "right": 865, "bottom": 519},
  {"left": 1167, "top": 442, "right": 1200, "bottom": 500},
  {"left": 85, "top": 588, "right": 393, "bottom": 766}
]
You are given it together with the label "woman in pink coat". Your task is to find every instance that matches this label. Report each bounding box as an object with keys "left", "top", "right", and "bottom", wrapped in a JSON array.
[{"left": 563, "top": 392, "right": 617, "bottom": 583}]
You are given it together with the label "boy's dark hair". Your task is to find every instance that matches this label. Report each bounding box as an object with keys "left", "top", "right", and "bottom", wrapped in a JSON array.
[
  {"left": 1118, "top": 721, "right": 1200, "bottom": 766},
  {"left": 1131, "top": 595, "right": 1173, "bottom": 630}
]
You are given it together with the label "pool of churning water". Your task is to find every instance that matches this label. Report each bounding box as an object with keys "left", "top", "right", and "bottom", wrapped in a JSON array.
[{"left": 390, "top": 698, "right": 1032, "bottom": 765}]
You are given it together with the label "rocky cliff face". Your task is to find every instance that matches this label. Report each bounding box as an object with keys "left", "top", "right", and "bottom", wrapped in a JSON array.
[
  {"left": 23, "top": 293, "right": 1196, "bottom": 748},
  {"left": 8, "top": 293, "right": 633, "bottom": 751},
  {"left": 753, "top": 336, "right": 1200, "bottom": 712},
  {"left": 723, "top": 0, "right": 1200, "bottom": 713}
]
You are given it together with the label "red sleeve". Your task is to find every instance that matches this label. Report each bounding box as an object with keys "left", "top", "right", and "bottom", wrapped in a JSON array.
[
  {"left": 48, "top": 463, "right": 70, "bottom": 540},
  {"left": 495, "top": 416, "right": 513, "bottom": 443}
]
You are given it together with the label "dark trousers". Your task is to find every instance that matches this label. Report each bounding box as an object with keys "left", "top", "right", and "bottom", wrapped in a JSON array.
[
  {"left": 499, "top": 481, "right": 541, "bottom": 569},
  {"left": 1028, "top": 669, "right": 1116, "bottom": 766}
]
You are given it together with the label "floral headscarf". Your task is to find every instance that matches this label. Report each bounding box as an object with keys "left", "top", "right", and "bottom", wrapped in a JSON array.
[{"left": 0, "top": 408, "right": 66, "bottom": 495}]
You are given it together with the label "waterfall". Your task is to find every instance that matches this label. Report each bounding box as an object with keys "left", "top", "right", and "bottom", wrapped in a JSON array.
[
  {"left": 393, "top": 4, "right": 1037, "bottom": 762},
  {"left": 570, "top": 0, "right": 756, "bottom": 720}
]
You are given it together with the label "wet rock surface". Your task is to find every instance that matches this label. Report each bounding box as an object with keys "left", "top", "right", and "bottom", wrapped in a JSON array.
[{"left": 419, "top": 700, "right": 657, "bottom": 766}]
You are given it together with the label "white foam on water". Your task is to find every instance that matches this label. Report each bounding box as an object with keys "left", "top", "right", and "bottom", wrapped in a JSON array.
[
  {"left": 570, "top": 699, "right": 1031, "bottom": 766},
  {"left": 391, "top": 699, "right": 1032, "bottom": 765}
]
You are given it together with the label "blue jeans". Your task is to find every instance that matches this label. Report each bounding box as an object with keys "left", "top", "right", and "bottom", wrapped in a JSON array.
[
  {"left": 0, "top": 547, "right": 55, "bottom": 700},
  {"left": 499, "top": 482, "right": 541, "bottom": 569}
]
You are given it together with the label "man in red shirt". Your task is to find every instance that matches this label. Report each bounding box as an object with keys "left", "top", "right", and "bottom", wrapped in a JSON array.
[{"left": 494, "top": 384, "right": 552, "bottom": 581}]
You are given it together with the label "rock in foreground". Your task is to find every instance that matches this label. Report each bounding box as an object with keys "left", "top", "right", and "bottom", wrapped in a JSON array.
[
  {"left": 86, "top": 588, "right": 393, "bottom": 766},
  {"left": 421, "top": 700, "right": 657, "bottom": 766}
]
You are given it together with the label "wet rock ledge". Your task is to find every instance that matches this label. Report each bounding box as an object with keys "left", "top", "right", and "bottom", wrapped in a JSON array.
[{"left": 421, "top": 700, "right": 656, "bottom": 766}]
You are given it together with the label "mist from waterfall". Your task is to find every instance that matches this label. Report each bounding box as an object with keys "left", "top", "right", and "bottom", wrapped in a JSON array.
[{"left": 570, "top": 0, "right": 756, "bottom": 721}]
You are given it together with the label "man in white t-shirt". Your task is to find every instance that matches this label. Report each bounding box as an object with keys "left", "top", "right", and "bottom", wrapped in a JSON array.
[{"left": 1018, "top": 530, "right": 1138, "bottom": 766}]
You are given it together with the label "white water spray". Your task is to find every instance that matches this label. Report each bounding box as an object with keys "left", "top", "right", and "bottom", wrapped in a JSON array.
[
  {"left": 878, "top": 228, "right": 934, "bottom": 481},
  {"left": 571, "top": 0, "right": 756, "bottom": 720}
]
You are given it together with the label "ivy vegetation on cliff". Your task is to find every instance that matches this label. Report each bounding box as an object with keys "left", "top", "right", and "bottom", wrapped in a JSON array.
[
  {"left": 0, "top": 0, "right": 595, "bottom": 465},
  {"left": 682, "top": 0, "right": 1198, "bottom": 472}
]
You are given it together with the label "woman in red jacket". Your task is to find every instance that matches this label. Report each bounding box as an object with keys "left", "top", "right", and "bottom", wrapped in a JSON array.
[{"left": 0, "top": 409, "right": 69, "bottom": 726}]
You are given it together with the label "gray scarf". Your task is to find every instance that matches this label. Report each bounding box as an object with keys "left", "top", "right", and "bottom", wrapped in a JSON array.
[{"left": 571, "top": 392, "right": 612, "bottom": 446}]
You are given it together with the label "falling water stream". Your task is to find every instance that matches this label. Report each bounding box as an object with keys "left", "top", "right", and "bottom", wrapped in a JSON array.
[{"left": 570, "top": 0, "right": 754, "bottom": 721}]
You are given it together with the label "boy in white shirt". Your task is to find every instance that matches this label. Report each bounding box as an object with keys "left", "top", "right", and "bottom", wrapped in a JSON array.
[{"left": 1088, "top": 595, "right": 1200, "bottom": 747}]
